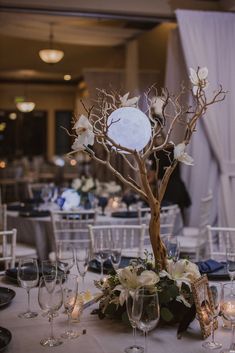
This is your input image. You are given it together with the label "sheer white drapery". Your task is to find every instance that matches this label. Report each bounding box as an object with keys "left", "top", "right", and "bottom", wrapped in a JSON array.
[{"left": 169, "top": 10, "right": 235, "bottom": 226}]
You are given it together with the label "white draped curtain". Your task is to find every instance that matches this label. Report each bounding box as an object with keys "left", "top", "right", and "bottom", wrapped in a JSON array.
[{"left": 166, "top": 10, "right": 235, "bottom": 226}]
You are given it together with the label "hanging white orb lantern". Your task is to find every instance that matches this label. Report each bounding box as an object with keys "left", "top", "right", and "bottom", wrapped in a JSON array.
[{"left": 107, "top": 107, "right": 151, "bottom": 153}]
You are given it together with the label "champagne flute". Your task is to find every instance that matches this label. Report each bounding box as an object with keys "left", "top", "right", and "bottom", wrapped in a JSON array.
[
  {"left": 125, "top": 290, "right": 144, "bottom": 353},
  {"left": 17, "top": 258, "right": 39, "bottom": 319},
  {"left": 110, "top": 236, "right": 122, "bottom": 271},
  {"left": 93, "top": 237, "right": 110, "bottom": 280},
  {"left": 134, "top": 288, "right": 160, "bottom": 353},
  {"left": 75, "top": 247, "right": 91, "bottom": 293},
  {"left": 41, "top": 185, "right": 52, "bottom": 208},
  {"left": 61, "top": 274, "right": 79, "bottom": 339},
  {"left": 56, "top": 242, "right": 74, "bottom": 276},
  {"left": 38, "top": 275, "right": 63, "bottom": 347},
  {"left": 202, "top": 283, "right": 222, "bottom": 349},
  {"left": 226, "top": 247, "right": 235, "bottom": 288},
  {"left": 221, "top": 283, "right": 235, "bottom": 353}
]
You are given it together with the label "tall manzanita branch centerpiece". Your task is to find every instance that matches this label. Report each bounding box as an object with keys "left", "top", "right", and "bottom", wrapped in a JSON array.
[{"left": 68, "top": 67, "right": 225, "bottom": 270}]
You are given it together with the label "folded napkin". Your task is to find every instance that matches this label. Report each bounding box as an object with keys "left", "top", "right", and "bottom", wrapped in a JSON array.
[{"left": 197, "top": 259, "right": 224, "bottom": 274}]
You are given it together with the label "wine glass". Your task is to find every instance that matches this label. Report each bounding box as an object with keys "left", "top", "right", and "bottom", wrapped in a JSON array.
[
  {"left": 38, "top": 275, "right": 63, "bottom": 347},
  {"left": 202, "top": 283, "right": 222, "bottom": 349},
  {"left": 220, "top": 283, "right": 235, "bottom": 353},
  {"left": 163, "top": 235, "right": 180, "bottom": 262},
  {"left": 93, "top": 237, "right": 111, "bottom": 280},
  {"left": 134, "top": 288, "right": 160, "bottom": 353},
  {"left": 75, "top": 247, "right": 91, "bottom": 292},
  {"left": 226, "top": 247, "right": 235, "bottom": 288},
  {"left": 41, "top": 185, "right": 52, "bottom": 208},
  {"left": 56, "top": 242, "right": 74, "bottom": 276},
  {"left": 61, "top": 274, "right": 79, "bottom": 339},
  {"left": 41, "top": 260, "right": 58, "bottom": 280},
  {"left": 17, "top": 258, "right": 39, "bottom": 319},
  {"left": 125, "top": 290, "right": 144, "bottom": 353},
  {"left": 110, "top": 235, "right": 122, "bottom": 271}
]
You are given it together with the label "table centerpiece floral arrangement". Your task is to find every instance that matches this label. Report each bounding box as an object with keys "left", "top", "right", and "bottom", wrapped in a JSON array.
[{"left": 66, "top": 67, "right": 225, "bottom": 333}]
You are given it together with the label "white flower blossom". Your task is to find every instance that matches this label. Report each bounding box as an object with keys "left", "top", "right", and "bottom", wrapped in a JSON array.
[
  {"left": 72, "top": 114, "right": 94, "bottom": 151},
  {"left": 189, "top": 67, "right": 209, "bottom": 95},
  {"left": 114, "top": 267, "right": 159, "bottom": 306},
  {"left": 71, "top": 178, "right": 82, "bottom": 190},
  {"left": 151, "top": 96, "right": 165, "bottom": 115},
  {"left": 119, "top": 92, "right": 139, "bottom": 108},
  {"left": 81, "top": 177, "right": 95, "bottom": 192},
  {"left": 174, "top": 142, "right": 194, "bottom": 166}
]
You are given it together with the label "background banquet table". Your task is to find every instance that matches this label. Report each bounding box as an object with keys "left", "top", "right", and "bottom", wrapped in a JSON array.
[
  {"left": 7, "top": 208, "right": 183, "bottom": 261},
  {"left": 0, "top": 269, "right": 232, "bottom": 353}
]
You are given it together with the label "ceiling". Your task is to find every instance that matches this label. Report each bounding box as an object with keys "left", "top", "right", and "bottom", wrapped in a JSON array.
[{"left": 0, "top": 0, "right": 233, "bottom": 85}]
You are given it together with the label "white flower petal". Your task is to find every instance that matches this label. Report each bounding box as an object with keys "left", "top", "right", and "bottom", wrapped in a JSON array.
[
  {"left": 192, "top": 85, "right": 199, "bottom": 96},
  {"left": 174, "top": 143, "right": 194, "bottom": 166},
  {"left": 120, "top": 92, "right": 139, "bottom": 107},
  {"left": 151, "top": 97, "right": 165, "bottom": 115},
  {"left": 189, "top": 68, "right": 198, "bottom": 85},
  {"left": 198, "top": 67, "right": 208, "bottom": 80}
]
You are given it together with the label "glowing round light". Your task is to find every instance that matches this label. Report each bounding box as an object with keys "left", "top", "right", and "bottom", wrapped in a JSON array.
[
  {"left": 9, "top": 112, "right": 17, "bottom": 120},
  {"left": 70, "top": 159, "right": 77, "bottom": 166},
  {"left": 64, "top": 74, "right": 71, "bottom": 81},
  {"left": 16, "top": 101, "right": 35, "bottom": 113},
  {"left": 107, "top": 107, "right": 152, "bottom": 153},
  {"left": 0, "top": 161, "right": 6, "bottom": 168},
  {"left": 39, "top": 49, "right": 64, "bottom": 64}
]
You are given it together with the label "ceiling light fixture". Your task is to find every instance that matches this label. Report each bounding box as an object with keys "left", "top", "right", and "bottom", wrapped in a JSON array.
[
  {"left": 39, "top": 23, "right": 64, "bottom": 64},
  {"left": 64, "top": 74, "right": 71, "bottom": 81},
  {"left": 16, "top": 101, "right": 35, "bottom": 113}
]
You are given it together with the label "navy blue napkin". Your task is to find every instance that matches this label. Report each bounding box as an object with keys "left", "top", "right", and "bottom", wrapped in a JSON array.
[{"left": 197, "top": 259, "right": 224, "bottom": 274}]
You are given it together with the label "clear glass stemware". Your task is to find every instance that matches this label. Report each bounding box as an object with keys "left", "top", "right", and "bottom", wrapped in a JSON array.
[
  {"left": 202, "top": 283, "right": 222, "bottom": 350},
  {"left": 61, "top": 274, "right": 79, "bottom": 339},
  {"left": 38, "top": 275, "right": 63, "bottom": 347},
  {"left": 75, "top": 247, "right": 90, "bottom": 293},
  {"left": 124, "top": 290, "right": 144, "bottom": 353},
  {"left": 56, "top": 242, "right": 74, "bottom": 276},
  {"left": 134, "top": 288, "right": 160, "bottom": 353},
  {"left": 17, "top": 258, "right": 39, "bottom": 319},
  {"left": 226, "top": 247, "right": 235, "bottom": 288},
  {"left": 93, "top": 237, "right": 110, "bottom": 280},
  {"left": 220, "top": 282, "right": 235, "bottom": 353}
]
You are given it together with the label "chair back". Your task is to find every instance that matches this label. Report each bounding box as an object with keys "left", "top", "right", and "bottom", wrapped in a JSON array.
[
  {"left": 0, "top": 228, "right": 17, "bottom": 269},
  {"left": 0, "top": 204, "right": 7, "bottom": 231},
  {"left": 207, "top": 225, "right": 235, "bottom": 260},
  {"left": 50, "top": 210, "right": 97, "bottom": 250},
  {"left": 27, "top": 182, "right": 54, "bottom": 199},
  {"left": 88, "top": 224, "right": 145, "bottom": 258},
  {"left": 137, "top": 204, "right": 180, "bottom": 237}
]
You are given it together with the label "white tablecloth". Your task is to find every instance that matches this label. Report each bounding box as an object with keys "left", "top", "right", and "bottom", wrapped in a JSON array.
[
  {"left": 7, "top": 212, "right": 141, "bottom": 260},
  {"left": 0, "top": 270, "right": 231, "bottom": 353}
]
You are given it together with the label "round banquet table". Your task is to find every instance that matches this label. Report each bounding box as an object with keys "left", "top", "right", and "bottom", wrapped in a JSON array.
[
  {"left": 7, "top": 211, "right": 143, "bottom": 260},
  {"left": 0, "top": 269, "right": 232, "bottom": 353}
]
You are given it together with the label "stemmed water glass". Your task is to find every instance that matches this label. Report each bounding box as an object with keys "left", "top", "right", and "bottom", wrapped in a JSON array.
[
  {"left": 41, "top": 260, "right": 58, "bottom": 279},
  {"left": 17, "top": 258, "right": 39, "bottom": 318},
  {"left": 75, "top": 247, "right": 91, "bottom": 293},
  {"left": 202, "top": 283, "right": 222, "bottom": 350},
  {"left": 134, "top": 288, "right": 160, "bottom": 353},
  {"left": 163, "top": 235, "right": 180, "bottom": 262},
  {"left": 220, "top": 283, "right": 235, "bottom": 353},
  {"left": 110, "top": 236, "right": 122, "bottom": 271},
  {"left": 56, "top": 242, "right": 74, "bottom": 276},
  {"left": 38, "top": 275, "right": 63, "bottom": 347},
  {"left": 61, "top": 274, "right": 79, "bottom": 339},
  {"left": 226, "top": 247, "right": 235, "bottom": 288},
  {"left": 93, "top": 237, "right": 111, "bottom": 280},
  {"left": 124, "top": 290, "right": 144, "bottom": 353},
  {"left": 41, "top": 185, "right": 53, "bottom": 208}
]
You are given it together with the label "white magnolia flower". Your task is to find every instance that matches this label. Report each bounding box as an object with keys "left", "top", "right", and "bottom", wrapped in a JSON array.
[
  {"left": 151, "top": 96, "right": 165, "bottom": 115},
  {"left": 138, "top": 270, "right": 160, "bottom": 287},
  {"left": 119, "top": 92, "right": 139, "bottom": 108},
  {"left": 174, "top": 142, "right": 194, "bottom": 166},
  {"left": 72, "top": 114, "right": 94, "bottom": 151},
  {"left": 189, "top": 67, "right": 209, "bottom": 95}
]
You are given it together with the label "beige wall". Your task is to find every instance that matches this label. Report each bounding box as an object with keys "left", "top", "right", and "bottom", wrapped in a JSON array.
[{"left": 0, "top": 83, "right": 76, "bottom": 159}]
